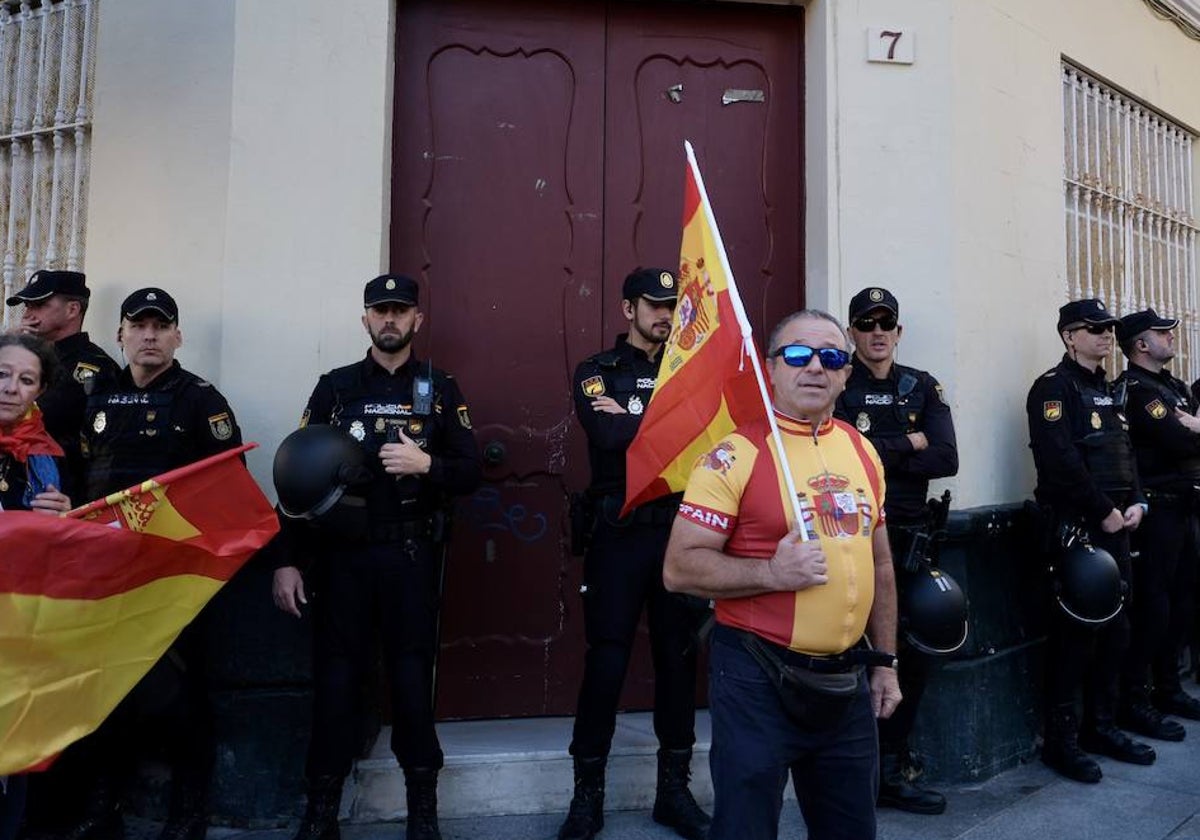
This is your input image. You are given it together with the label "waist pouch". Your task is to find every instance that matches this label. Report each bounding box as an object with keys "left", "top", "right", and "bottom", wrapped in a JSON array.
[{"left": 736, "top": 629, "right": 862, "bottom": 731}]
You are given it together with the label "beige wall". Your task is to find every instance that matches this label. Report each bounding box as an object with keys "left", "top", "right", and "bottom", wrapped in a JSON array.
[{"left": 807, "top": 0, "right": 1200, "bottom": 508}]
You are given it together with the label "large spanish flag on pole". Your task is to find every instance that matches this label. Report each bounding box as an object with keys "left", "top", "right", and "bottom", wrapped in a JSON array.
[
  {"left": 0, "top": 444, "right": 278, "bottom": 775},
  {"left": 622, "top": 143, "right": 769, "bottom": 513}
]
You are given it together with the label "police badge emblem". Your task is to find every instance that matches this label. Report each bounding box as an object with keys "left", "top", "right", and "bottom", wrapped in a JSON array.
[
  {"left": 581, "top": 376, "right": 605, "bottom": 397},
  {"left": 73, "top": 362, "right": 99, "bottom": 384},
  {"left": 1043, "top": 401, "right": 1062, "bottom": 422},
  {"left": 1090, "top": 411, "right": 1102, "bottom": 430},
  {"left": 627, "top": 395, "right": 644, "bottom": 415},
  {"left": 1147, "top": 399, "right": 1168, "bottom": 420},
  {"left": 409, "top": 418, "right": 424, "bottom": 435},
  {"left": 457, "top": 406, "right": 472, "bottom": 429},
  {"left": 375, "top": 417, "right": 386, "bottom": 433},
  {"left": 869, "top": 288, "right": 884, "bottom": 302},
  {"left": 349, "top": 420, "right": 366, "bottom": 441},
  {"left": 855, "top": 412, "right": 871, "bottom": 433},
  {"left": 659, "top": 271, "right": 674, "bottom": 289},
  {"left": 208, "top": 413, "right": 233, "bottom": 441},
  {"left": 93, "top": 411, "right": 107, "bottom": 433}
]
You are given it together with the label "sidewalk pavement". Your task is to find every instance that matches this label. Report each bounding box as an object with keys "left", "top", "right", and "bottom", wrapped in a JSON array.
[{"left": 130, "top": 691, "right": 1200, "bottom": 840}]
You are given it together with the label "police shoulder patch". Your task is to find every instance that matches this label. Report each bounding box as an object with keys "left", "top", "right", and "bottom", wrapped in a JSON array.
[
  {"left": 1043, "top": 401, "right": 1063, "bottom": 422},
  {"left": 299, "top": 408, "right": 311, "bottom": 428},
  {"left": 73, "top": 362, "right": 99, "bottom": 383},
  {"left": 1146, "top": 399, "right": 1168, "bottom": 420},
  {"left": 457, "top": 405, "right": 472, "bottom": 429},
  {"left": 208, "top": 412, "right": 233, "bottom": 440},
  {"left": 581, "top": 375, "right": 605, "bottom": 398}
]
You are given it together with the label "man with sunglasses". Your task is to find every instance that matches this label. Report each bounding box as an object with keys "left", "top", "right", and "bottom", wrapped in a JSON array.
[
  {"left": 559, "top": 268, "right": 710, "bottom": 840},
  {"left": 1113, "top": 310, "right": 1200, "bottom": 738},
  {"left": 1026, "top": 298, "right": 1153, "bottom": 784},
  {"left": 665, "top": 309, "right": 900, "bottom": 840},
  {"left": 834, "top": 287, "right": 958, "bottom": 816}
]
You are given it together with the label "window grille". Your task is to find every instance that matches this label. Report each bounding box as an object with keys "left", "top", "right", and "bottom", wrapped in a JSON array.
[
  {"left": 0, "top": 0, "right": 98, "bottom": 329},
  {"left": 1062, "top": 62, "right": 1199, "bottom": 379}
]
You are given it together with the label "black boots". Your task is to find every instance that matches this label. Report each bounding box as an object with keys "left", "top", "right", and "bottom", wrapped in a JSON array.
[
  {"left": 1118, "top": 697, "right": 1186, "bottom": 742},
  {"left": 558, "top": 756, "right": 606, "bottom": 840},
  {"left": 63, "top": 779, "right": 125, "bottom": 840},
  {"left": 292, "top": 776, "right": 343, "bottom": 840},
  {"left": 1079, "top": 724, "right": 1156, "bottom": 765},
  {"left": 404, "top": 767, "right": 442, "bottom": 840},
  {"left": 651, "top": 748, "right": 711, "bottom": 840},
  {"left": 877, "top": 750, "right": 946, "bottom": 815},
  {"left": 1042, "top": 706, "right": 1102, "bottom": 784},
  {"left": 156, "top": 780, "right": 208, "bottom": 840},
  {"left": 1152, "top": 689, "right": 1200, "bottom": 722}
]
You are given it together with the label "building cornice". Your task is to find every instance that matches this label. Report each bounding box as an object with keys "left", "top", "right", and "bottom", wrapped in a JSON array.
[{"left": 1143, "top": 0, "right": 1200, "bottom": 39}]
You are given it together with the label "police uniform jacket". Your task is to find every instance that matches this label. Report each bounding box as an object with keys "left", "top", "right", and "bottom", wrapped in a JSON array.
[
  {"left": 834, "top": 359, "right": 957, "bottom": 522},
  {"left": 41, "top": 331, "right": 119, "bottom": 494},
  {"left": 1027, "top": 354, "right": 1145, "bottom": 525},
  {"left": 573, "top": 334, "right": 671, "bottom": 505},
  {"left": 1119, "top": 362, "right": 1200, "bottom": 494},
  {"left": 81, "top": 360, "right": 242, "bottom": 502},
  {"left": 301, "top": 352, "right": 480, "bottom": 531}
]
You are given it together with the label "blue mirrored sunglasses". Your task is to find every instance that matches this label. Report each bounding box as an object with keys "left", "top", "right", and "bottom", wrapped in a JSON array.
[{"left": 771, "top": 344, "right": 852, "bottom": 370}]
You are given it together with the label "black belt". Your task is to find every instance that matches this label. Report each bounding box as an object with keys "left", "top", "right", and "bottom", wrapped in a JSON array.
[
  {"left": 368, "top": 520, "right": 432, "bottom": 543},
  {"left": 720, "top": 625, "right": 895, "bottom": 674}
]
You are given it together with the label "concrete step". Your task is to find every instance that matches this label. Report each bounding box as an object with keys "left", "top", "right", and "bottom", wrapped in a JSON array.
[{"left": 345, "top": 712, "right": 714, "bottom": 822}]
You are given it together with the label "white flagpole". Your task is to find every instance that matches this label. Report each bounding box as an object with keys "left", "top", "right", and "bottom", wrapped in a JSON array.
[{"left": 684, "top": 141, "right": 808, "bottom": 539}]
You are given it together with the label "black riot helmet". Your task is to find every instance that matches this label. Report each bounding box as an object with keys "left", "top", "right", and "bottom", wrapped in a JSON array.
[
  {"left": 273, "top": 425, "right": 372, "bottom": 524},
  {"left": 1051, "top": 540, "right": 1124, "bottom": 625},
  {"left": 901, "top": 566, "right": 969, "bottom": 655}
]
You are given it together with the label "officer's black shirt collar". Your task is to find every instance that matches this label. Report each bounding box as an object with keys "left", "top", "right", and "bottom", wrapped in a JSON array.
[
  {"left": 1127, "top": 360, "right": 1177, "bottom": 383},
  {"left": 54, "top": 331, "right": 92, "bottom": 355},
  {"left": 614, "top": 333, "right": 664, "bottom": 367},
  {"left": 1060, "top": 353, "right": 1107, "bottom": 383},
  {"left": 117, "top": 358, "right": 183, "bottom": 390},
  {"left": 848, "top": 353, "right": 895, "bottom": 382},
  {"left": 361, "top": 350, "right": 422, "bottom": 379}
]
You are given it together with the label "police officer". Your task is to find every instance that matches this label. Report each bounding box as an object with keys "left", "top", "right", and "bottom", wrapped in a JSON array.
[
  {"left": 1026, "top": 298, "right": 1154, "bottom": 784},
  {"left": 6, "top": 269, "right": 118, "bottom": 494},
  {"left": 834, "top": 287, "right": 957, "bottom": 815},
  {"left": 558, "top": 268, "right": 709, "bottom": 840},
  {"left": 66, "top": 287, "right": 243, "bottom": 840},
  {"left": 272, "top": 274, "right": 480, "bottom": 840},
  {"left": 1115, "top": 309, "right": 1200, "bottom": 736}
]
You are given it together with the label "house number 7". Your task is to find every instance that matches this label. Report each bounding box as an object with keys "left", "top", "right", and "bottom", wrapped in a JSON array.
[{"left": 867, "top": 27, "right": 914, "bottom": 64}]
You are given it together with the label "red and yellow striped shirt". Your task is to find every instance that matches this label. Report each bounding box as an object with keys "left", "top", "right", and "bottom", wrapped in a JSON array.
[{"left": 679, "top": 412, "right": 886, "bottom": 654}]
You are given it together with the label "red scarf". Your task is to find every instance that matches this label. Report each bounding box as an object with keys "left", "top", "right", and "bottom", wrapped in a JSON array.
[{"left": 0, "top": 405, "right": 65, "bottom": 463}]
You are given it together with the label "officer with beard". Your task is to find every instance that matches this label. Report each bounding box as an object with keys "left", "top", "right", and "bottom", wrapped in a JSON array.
[
  {"left": 558, "top": 268, "right": 710, "bottom": 840},
  {"left": 272, "top": 274, "right": 480, "bottom": 840}
]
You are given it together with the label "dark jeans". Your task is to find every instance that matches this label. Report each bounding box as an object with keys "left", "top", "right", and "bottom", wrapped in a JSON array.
[
  {"left": 1123, "top": 504, "right": 1198, "bottom": 697},
  {"left": 569, "top": 506, "right": 700, "bottom": 759},
  {"left": 877, "top": 523, "right": 932, "bottom": 757},
  {"left": 306, "top": 539, "right": 444, "bottom": 779},
  {"left": 1046, "top": 526, "right": 1131, "bottom": 725},
  {"left": 708, "top": 627, "right": 878, "bottom": 840}
]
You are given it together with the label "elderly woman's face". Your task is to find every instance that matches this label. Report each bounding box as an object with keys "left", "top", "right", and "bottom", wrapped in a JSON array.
[{"left": 0, "top": 345, "right": 44, "bottom": 429}]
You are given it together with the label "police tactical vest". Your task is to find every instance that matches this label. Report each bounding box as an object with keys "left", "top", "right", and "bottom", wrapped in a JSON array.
[
  {"left": 1065, "top": 373, "right": 1136, "bottom": 493},
  {"left": 82, "top": 377, "right": 189, "bottom": 501},
  {"left": 1123, "top": 368, "right": 1200, "bottom": 487},
  {"left": 840, "top": 368, "right": 928, "bottom": 511}
]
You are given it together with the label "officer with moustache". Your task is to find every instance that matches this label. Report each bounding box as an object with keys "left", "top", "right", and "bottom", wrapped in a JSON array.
[
  {"left": 1026, "top": 298, "right": 1153, "bottom": 784},
  {"left": 272, "top": 274, "right": 480, "bottom": 840},
  {"left": 67, "top": 287, "right": 243, "bottom": 840},
  {"left": 834, "top": 287, "right": 957, "bottom": 815},
  {"left": 6, "top": 269, "right": 118, "bottom": 493},
  {"left": 558, "top": 268, "right": 709, "bottom": 840},
  {"left": 1114, "top": 309, "right": 1200, "bottom": 737}
]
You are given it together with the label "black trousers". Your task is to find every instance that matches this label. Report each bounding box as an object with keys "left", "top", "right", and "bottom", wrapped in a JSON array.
[
  {"left": 877, "top": 523, "right": 932, "bottom": 757},
  {"left": 569, "top": 504, "right": 700, "bottom": 760},
  {"left": 306, "top": 539, "right": 444, "bottom": 780},
  {"left": 1123, "top": 503, "right": 1198, "bottom": 697},
  {"left": 1045, "top": 526, "right": 1131, "bottom": 726}
]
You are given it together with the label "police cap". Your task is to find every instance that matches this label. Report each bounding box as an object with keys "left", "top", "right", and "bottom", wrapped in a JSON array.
[
  {"left": 365, "top": 274, "right": 418, "bottom": 308},
  {"left": 848, "top": 287, "right": 899, "bottom": 322},
  {"left": 121, "top": 287, "right": 179, "bottom": 323},
  {"left": 6, "top": 269, "right": 89, "bottom": 306},
  {"left": 622, "top": 268, "right": 677, "bottom": 303},
  {"left": 1116, "top": 308, "right": 1179, "bottom": 345},
  {"left": 1056, "top": 298, "right": 1117, "bottom": 332}
]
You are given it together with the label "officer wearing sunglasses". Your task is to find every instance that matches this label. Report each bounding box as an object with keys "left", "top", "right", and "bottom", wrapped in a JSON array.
[
  {"left": 833, "top": 287, "right": 958, "bottom": 816},
  {"left": 1027, "top": 298, "right": 1153, "bottom": 784}
]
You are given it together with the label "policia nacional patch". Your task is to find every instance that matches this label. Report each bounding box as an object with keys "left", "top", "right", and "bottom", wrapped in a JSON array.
[
  {"left": 1146, "top": 399, "right": 1168, "bottom": 420},
  {"left": 73, "top": 362, "right": 100, "bottom": 384},
  {"left": 208, "top": 412, "right": 234, "bottom": 441},
  {"left": 457, "top": 405, "right": 472, "bottom": 430},
  {"left": 1043, "top": 401, "right": 1062, "bottom": 422},
  {"left": 581, "top": 376, "right": 605, "bottom": 398}
]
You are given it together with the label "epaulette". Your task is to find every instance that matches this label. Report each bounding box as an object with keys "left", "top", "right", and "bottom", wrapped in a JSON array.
[
  {"left": 897, "top": 372, "right": 918, "bottom": 398},
  {"left": 590, "top": 351, "right": 621, "bottom": 370}
]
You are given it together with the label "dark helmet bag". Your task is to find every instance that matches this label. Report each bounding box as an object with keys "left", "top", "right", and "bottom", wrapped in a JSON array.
[
  {"left": 900, "top": 565, "right": 970, "bottom": 655},
  {"left": 273, "top": 425, "right": 371, "bottom": 534},
  {"left": 1051, "top": 541, "right": 1124, "bottom": 625}
]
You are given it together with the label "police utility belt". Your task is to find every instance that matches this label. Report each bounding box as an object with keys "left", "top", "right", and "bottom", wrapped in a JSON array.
[{"left": 368, "top": 519, "right": 433, "bottom": 544}]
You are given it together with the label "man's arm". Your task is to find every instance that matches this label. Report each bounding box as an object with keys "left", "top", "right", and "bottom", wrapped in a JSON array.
[
  {"left": 573, "top": 359, "right": 640, "bottom": 452},
  {"left": 663, "top": 517, "right": 829, "bottom": 600},
  {"left": 866, "top": 524, "right": 902, "bottom": 718}
]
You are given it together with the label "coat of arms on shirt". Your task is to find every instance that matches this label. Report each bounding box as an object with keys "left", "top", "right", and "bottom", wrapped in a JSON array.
[{"left": 699, "top": 441, "right": 736, "bottom": 475}]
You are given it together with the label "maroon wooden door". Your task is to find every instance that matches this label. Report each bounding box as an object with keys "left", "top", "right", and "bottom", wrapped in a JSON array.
[{"left": 391, "top": 0, "right": 803, "bottom": 719}]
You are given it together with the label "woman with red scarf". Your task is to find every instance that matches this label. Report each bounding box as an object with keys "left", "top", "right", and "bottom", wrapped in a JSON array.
[{"left": 0, "top": 332, "right": 71, "bottom": 840}]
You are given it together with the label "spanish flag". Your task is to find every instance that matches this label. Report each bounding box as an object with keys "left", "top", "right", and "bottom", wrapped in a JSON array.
[
  {"left": 623, "top": 143, "right": 770, "bottom": 514},
  {"left": 0, "top": 444, "right": 278, "bottom": 775}
]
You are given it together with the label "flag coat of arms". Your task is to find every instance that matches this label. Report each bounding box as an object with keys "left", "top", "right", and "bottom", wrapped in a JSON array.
[{"left": 0, "top": 444, "right": 278, "bottom": 775}]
